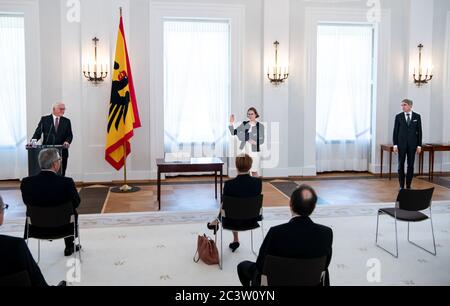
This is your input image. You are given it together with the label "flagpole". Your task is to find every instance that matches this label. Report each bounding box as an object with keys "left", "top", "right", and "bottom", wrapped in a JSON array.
[
  {"left": 120, "top": 143, "right": 130, "bottom": 192},
  {"left": 112, "top": 142, "right": 140, "bottom": 193}
]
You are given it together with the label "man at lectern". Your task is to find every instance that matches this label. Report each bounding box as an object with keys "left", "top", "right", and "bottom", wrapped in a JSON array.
[{"left": 30, "top": 103, "right": 73, "bottom": 176}]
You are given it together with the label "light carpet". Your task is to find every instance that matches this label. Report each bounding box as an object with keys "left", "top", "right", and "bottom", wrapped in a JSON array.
[{"left": 1, "top": 203, "right": 450, "bottom": 286}]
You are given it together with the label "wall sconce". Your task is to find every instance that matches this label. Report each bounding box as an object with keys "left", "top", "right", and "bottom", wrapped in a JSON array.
[
  {"left": 267, "top": 41, "right": 289, "bottom": 85},
  {"left": 83, "top": 37, "right": 108, "bottom": 85},
  {"left": 413, "top": 44, "right": 433, "bottom": 87}
]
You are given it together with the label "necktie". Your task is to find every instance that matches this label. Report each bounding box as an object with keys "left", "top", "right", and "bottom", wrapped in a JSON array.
[
  {"left": 406, "top": 114, "right": 411, "bottom": 127},
  {"left": 55, "top": 117, "right": 60, "bottom": 133}
]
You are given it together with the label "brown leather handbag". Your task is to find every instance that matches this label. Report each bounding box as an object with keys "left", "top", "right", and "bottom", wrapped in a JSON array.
[{"left": 193, "top": 234, "right": 219, "bottom": 265}]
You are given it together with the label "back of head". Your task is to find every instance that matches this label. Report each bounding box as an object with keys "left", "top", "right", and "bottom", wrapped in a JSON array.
[
  {"left": 235, "top": 154, "right": 253, "bottom": 173},
  {"left": 38, "top": 148, "right": 60, "bottom": 171},
  {"left": 290, "top": 185, "right": 318, "bottom": 217}
]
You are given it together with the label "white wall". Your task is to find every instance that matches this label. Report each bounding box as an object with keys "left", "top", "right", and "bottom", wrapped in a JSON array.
[{"left": 1, "top": 0, "right": 448, "bottom": 182}]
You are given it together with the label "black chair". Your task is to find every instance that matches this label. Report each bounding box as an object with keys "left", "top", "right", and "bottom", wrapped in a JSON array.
[
  {"left": 219, "top": 195, "right": 264, "bottom": 270},
  {"left": 375, "top": 188, "right": 436, "bottom": 258},
  {"left": 261, "top": 255, "right": 327, "bottom": 286},
  {"left": 0, "top": 271, "right": 31, "bottom": 287},
  {"left": 26, "top": 203, "right": 82, "bottom": 267}
]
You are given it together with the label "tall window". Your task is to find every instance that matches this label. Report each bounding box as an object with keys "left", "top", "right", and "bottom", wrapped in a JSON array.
[
  {"left": 0, "top": 14, "right": 27, "bottom": 179},
  {"left": 163, "top": 20, "right": 230, "bottom": 156},
  {"left": 316, "top": 24, "right": 375, "bottom": 172}
]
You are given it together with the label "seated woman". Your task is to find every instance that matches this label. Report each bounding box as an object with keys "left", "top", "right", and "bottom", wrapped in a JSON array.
[{"left": 207, "top": 154, "right": 262, "bottom": 252}]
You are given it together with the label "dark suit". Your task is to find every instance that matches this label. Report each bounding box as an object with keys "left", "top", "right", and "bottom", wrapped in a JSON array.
[
  {"left": 237, "top": 216, "right": 333, "bottom": 286},
  {"left": 393, "top": 112, "right": 422, "bottom": 188},
  {"left": 218, "top": 175, "right": 263, "bottom": 225},
  {"left": 32, "top": 115, "right": 73, "bottom": 176},
  {"left": 20, "top": 171, "right": 80, "bottom": 248},
  {"left": 224, "top": 174, "right": 262, "bottom": 198},
  {"left": 0, "top": 235, "right": 48, "bottom": 287},
  {"left": 229, "top": 122, "right": 265, "bottom": 153}
]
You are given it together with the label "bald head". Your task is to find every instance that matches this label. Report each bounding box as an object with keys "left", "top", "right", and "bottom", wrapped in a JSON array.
[{"left": 290, "top": 185, "right": 318, "bottom": 217}]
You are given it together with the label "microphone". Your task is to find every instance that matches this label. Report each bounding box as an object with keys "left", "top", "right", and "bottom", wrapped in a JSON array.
[{"left": 47, "top": 119, "right": 55, "bottom": 146}]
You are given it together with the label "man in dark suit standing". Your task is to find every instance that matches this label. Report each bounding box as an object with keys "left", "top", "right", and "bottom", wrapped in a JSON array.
[
  {"left": 31, "top": 103, "right": 73, "bottom": 176},
  {"left": 0, "top": 196, "right": 66, "bottom": 286},
  {"left": 237, "top": 185, "right": 333, "bottom": 286},
  {"left": 20, "top": 149, "right": 81, "bottom": 257},
  {"left": 393, "top": 99, "right": 423, "bottom": 189}
]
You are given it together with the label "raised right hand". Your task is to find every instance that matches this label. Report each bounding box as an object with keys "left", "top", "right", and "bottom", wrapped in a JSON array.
[{"left": 230, "top": 114, "right": 235, "bottom": 125}]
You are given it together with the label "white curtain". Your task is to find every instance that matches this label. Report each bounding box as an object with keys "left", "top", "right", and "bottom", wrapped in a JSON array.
[
  {"left": 316, "top": 24, "right": 374, "bottom": 172},
  {"left": 163, "top": 21, "right": 230, "bottom": 159},
  {"left": 0, "top": 15, "right": 27, "bottom": 180}
]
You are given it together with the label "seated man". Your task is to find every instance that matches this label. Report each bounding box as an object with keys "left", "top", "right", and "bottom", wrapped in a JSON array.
[
  {"left": 207, "top": 154, "right": 262, "bottom": 252},
  {"left": 237, "top": 185, "right": 333, "bottom": 286},
  {"left": 0, "top": 196, "right": 65, "bottom": 286},
  {"left": 20, "top": 148, "right": 81, "bottom": 256}
]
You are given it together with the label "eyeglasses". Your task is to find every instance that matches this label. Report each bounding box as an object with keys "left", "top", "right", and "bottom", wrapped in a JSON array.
[{"left": 0, "top": 204, "right": 9, "bottom": 211}]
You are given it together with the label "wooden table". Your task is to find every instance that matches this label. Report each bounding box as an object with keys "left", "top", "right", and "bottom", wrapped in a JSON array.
[
  {"left": 425, "top": 144, "right": 450, "bottom": 181},
  {"left": 381, "top": 144, "right": 431, "bottom": 180},
  {"left": 381, "top": 144, "right": 450, "bottom": 182},
  {"left": 380, "top": 145, "right": 395, "bottom": 180},
  {"left": 418, "top": 144, "right": 434, "bottom": 181},
  {"left": 156, "top": 158, "right": 224, "bottom": 210}
]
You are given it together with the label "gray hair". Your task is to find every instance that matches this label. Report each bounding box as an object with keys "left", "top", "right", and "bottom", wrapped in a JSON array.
[
  {"left": 402, "top": 99, "right": 413, "bottom": 106},
  {"left": 52, "top": 102, "right": 65, "bottom": 111},
  {"left": 38, "top": 148, "right": 61, "bottom": 170}
]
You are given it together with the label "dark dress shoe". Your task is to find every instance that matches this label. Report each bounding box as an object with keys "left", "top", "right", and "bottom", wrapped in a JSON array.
[
  {"left": 64, "top": 245, "right": 82, "bottom": 256},
  {"left": 57, "top": 281, "right": 67, "bottom": 286},
  {"left": 207, "top": 222, "right": 219, "bottom": 235},
  {"left": 229, "top": 242, "right": 240, "bottom": 252}
]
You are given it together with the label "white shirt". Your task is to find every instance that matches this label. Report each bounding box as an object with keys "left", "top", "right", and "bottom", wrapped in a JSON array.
[
  {"left": 52, "top": 114, "right": 60, "bottom": 127},
  {"left": 248, "top": 122, "right": 256, "bottom": 133},
  {"left": 404, "top": 112, "right": 413, "bottom": 122}
]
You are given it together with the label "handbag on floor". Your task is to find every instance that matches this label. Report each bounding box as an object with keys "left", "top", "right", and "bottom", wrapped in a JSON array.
[{"left": 193, "top": 234, "right": 219, "bottom": 265}]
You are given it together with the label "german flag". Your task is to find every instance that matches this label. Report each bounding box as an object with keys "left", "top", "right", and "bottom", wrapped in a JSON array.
[{"left": 105, "top": 14, "right": 141, "bottom": 170}]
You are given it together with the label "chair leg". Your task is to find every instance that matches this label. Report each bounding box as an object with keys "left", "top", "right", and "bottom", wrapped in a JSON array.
[
  {"left": 78, "top": 233, "right": 83, "bottom": 263},
  {"left": 76, "top": 225, "right": 82, "bottom": 263},
  {"left": 220, "top": 225, "right": 223, "bottom": 270},
  {"left": 407, "top": 218, "right": 437, "bottom": 256},
  {"left": 375, "top": 212, "right": 399, "bottom": 258},
  {"left": 375, "top": 212, "right": 380, "bottom": 244},
  {"left": 73, "top": 236, "right": 77, "bottom": 279},
  {"left": 251, "top": 230, "right": 257, "bottom": 257},
  {"left": 37, "top": 240, "right": 41, "bottom": 264},
  {"left": 261, "top": 220, "right": 265, "bottom": 238},
  {"left": 26, "top": 223, "right": 29, "bottom": 246}
]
